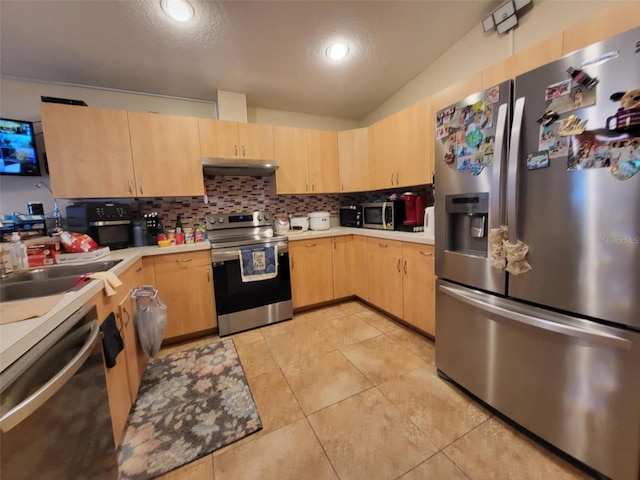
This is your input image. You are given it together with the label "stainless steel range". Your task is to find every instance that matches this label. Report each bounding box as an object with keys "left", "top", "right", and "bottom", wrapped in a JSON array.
[{"left": 205, "top": 211, "right": 292, "bottom": 336}]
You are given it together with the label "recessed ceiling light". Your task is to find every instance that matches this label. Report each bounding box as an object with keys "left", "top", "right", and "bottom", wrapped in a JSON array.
[
  {"left": 326, "top": 43, "right": 349, "bottom": 60},
  {"left": 161, "top": 0, "right": 194, "bottom": 22}
]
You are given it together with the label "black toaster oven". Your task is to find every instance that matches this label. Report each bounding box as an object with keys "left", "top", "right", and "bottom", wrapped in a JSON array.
[{"left": 339, "top": 205, "right": 362, "bottom": 228}]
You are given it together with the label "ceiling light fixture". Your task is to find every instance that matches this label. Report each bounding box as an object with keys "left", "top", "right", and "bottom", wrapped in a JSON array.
[
  {"left": 161, "top": 0, "right": 194, "bottom": 22},
  {"left": 326, "top": 43, "right": 349, "bottom": 61}
]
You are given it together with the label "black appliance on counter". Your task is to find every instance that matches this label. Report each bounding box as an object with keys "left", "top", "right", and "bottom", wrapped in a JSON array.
[
  {"left": 143, "top": 212, "right": 163, "bottom": 246},
  {"left": 339, "top": 205, "right": 362, "bottom": 228},
  {"left": 66, "top": 202, "right": 133, "bottom": 250}
]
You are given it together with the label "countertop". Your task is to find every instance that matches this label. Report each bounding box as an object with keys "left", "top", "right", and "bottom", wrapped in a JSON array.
[
  {"left": 0, "top": 241, "right": 211, "bottom": 371},
  {"left": 1, "top": 227, "right": 433, "bottom": 371},
  {"left": 286, "top": 226, "right": 435, "bottom": 245}
]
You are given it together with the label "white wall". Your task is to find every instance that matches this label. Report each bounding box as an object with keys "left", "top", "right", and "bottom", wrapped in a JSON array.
[
  {"left": 361, "top": 0, "right": 637, "bottom": 125},
  {"left": 248, "top": 106, "right": 360, "bottom": 131}
]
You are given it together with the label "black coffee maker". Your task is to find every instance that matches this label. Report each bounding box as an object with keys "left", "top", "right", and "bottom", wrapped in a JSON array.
[{"left": 144, "top": 212, "right": 163, "bottom": 245}]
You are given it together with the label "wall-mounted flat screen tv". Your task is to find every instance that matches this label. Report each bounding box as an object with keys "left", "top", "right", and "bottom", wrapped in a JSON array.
[{"left": 0, "top": 118, "right": 41, "bottom": 176}]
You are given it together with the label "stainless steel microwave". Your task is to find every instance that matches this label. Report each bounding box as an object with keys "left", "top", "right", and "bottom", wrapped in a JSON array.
[{"left": 362, "top": 201, "right": 405, "bottom": 230}]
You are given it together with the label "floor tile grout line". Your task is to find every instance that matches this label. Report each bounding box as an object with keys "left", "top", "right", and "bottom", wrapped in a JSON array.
[
  {"left": 440, "top": 448, "right": 475, "bottom": 480},
  {"left": 304, "top": 416, "right": 344, "bottom": 480}
]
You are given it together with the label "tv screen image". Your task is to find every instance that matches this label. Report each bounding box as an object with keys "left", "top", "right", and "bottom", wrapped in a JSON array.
[{"left": 0, "top": 118, "right": 41, "bottom": 176}]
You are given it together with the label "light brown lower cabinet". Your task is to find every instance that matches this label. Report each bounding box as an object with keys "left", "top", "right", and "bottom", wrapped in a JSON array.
[
  {"left": 353, "top": 235, "right": 369, "bottom": 301},
  {"left": 150, "top": 250, "right": 217, "bottom": 340},
  {"left": 89, "top": 259, "right": 147, "bottom": 447},
  {"left": 402, "top": 243, "right": 436, "bottom": 336},
  {"left": 290, "top": 238, "right": 334, "bottom": 308},
  {"left": 366, "top": 238, "right": 404, "bottom": 319},
  {"left": 332, "top": 236, "right": 354, "bottom": 299}
]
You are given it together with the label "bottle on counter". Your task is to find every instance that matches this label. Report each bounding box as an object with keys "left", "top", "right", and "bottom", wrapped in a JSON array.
[
  {"left": 132, "top": 220, "right": 145, "bottom": 247},
  {"left": 175, "top": 214, "right": 183, "bottom": 233},
  {"left": 9, "top": 232, "right": 29, "bottom": 270}
]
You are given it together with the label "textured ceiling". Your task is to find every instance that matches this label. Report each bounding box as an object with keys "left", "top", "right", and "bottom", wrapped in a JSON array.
[{"left": 0, "top": 1, "right": 499, "bottom": 120}]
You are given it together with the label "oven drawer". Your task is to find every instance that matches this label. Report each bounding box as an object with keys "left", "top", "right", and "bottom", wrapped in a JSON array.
[{"left": 153, "top": 250, "right": 211, "bottom": 272}]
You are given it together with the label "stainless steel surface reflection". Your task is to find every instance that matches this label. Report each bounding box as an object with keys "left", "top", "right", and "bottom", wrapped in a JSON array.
[{"left": 437, "top": 280, "right": 640, "bottom": 480}]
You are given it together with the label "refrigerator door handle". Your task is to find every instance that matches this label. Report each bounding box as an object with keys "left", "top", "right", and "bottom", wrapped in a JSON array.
[
  {"left": 506, "top": 97, "right": 525, "bottom": 241},
  {"left": 490, "top": 102, "right": 509, "bottom": 233},
  {"left": 439, "top": 284, "right": 631, "bottom": 350}
]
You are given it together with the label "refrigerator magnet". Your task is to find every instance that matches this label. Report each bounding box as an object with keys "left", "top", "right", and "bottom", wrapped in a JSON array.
[
  {"left": 537, "top": 110, "right": 559, "bottom": 126},
  {"left": 527, "top": 150, "right": 550, "bottom": 170},
  {"left": 558, "top": 115, "right": 588, "bottom": 136},
  {"left": 539, "top": 124, "right": 567, "bottom": 158},
  {"left": 611, "top": 159, "right": 640, "bottom": 180},
  {"left": 485, "top": 85, "right": 500, "bottom": 105},
  {"left": 443, "top": 138, "right": 456, "bottom": 165},
  {"left": 545, "top": 80, "right": 571, "bottom": 101},
  {"left": 466, "top": 128, "right": 483, "bottom": 148},
  {"left": 545, "top": 84, "right": 596, "bottom": 115},
  {"left": 567, "top": 132, "right": 621, "bottom": 170}
]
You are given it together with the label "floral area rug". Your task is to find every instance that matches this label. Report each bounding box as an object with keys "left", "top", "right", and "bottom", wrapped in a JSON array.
[{"left": 117, "top": 338, "right": 262, "bottom": 479}]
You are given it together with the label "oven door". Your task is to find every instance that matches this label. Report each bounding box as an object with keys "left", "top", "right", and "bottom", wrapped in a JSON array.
[{"left": 212, "top": 242, "right": 292, "bottom": 336}]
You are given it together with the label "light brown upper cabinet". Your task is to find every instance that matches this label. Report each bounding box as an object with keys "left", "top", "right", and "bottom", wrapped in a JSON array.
[
  {"left": 273, "top": 126, "right": 340, "bottom": 194},
  {"left": 368, "top": 100, "right": 432, "bottom": 190},
  {"left": 128, "top": 112, "right": 204, "bottom": 197},
  {"left": 482, "top": 34, "right": 564, "bottom": 89},
  {"left": 368, "top": 113, "right": 397, "bottom": 190},
  {"left": 562, "top": 4, "right": 640, "bottom": 55},
  {"left": 395, "top": 99, "right": 431, "bottom": 188},
  {"left": 41, "top": 104, "right": 204, "bottom": 198},
  {"left": 198, "top": 119, "right": 274, "bottom": 160},
  {"left": 338, "top": 128, "right": 369, "bottom": 192},
  {"left": 41, "top": 103, "right": 138, "bottom": 198},
  {"left": 307, "top": 129, "right": 340, "bottom": 193}
]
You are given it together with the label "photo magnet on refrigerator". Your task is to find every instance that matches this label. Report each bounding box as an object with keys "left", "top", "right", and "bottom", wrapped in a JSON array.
[
  {"left": 558, "top": 115, "right": 588, "bottom": 136},
  {"left": 485, "top": 85, "right": 500, "bottom": 105},
  {"left": 527, "top": 150, "right": 550, "bottom": 170}
]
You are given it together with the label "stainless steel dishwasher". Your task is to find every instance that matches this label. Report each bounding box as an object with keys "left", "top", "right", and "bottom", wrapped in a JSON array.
[{"left": 0, "top": 305, "right": 118, "bottom": 480}]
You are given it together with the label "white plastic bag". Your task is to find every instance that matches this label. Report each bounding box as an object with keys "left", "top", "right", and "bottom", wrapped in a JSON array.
[{"left": 131, "top": 285, "right": 167, "bottom": 358}]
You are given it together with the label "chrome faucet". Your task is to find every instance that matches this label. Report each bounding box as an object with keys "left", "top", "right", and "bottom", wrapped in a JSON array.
[{"left": 34, "top": 181, "right": 62, "bottom": 229}]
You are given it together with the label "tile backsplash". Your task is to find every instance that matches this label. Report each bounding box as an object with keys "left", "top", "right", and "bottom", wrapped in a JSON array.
[{"left": 137, "top": 175, "right": 431, "bottom": 230}]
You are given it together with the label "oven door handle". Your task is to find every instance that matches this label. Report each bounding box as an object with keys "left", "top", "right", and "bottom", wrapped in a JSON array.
[{"left": 211, "top": 244, "right": 289, "bottom": 263}]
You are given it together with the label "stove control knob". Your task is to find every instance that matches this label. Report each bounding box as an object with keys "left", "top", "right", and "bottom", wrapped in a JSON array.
[
  {"left": 257, "top": 213, "right": 263, "bottom": 221},
  {"left": 264, "top": 213, "right": 270, "bottom": 221},
  {"left": 217, "top": 216, "right": 224, "bottom": 224}
]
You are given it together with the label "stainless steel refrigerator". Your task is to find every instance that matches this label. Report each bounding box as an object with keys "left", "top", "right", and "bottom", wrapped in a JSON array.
[{"left": 435, "top": 27, "right": 640, "bottom": 480}]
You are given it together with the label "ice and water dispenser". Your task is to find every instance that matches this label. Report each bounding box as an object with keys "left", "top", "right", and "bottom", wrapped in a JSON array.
[{"left": 445, "top": 192, "right": 488, "bottom": 257}]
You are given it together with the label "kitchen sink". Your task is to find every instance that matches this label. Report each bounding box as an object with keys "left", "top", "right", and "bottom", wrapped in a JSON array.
[
  {"left": 0, "top": 276, "right": 84, "bottom": 302},
  {"left": 1, "top": 260, "right": 122, "bottom": 284},
  {"left": 0, "top": 260, "right": 123, "bottom": 302}
]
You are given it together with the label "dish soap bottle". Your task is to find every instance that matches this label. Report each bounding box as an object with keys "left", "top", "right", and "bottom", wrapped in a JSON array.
[{"left": 9, "top": 232, "right": 28, "bottom": 270}]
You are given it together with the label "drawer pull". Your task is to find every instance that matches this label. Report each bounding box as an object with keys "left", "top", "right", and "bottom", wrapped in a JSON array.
[
  {"left": 419, "top": 251, "right": 433, "bottom": 257},
  {"left": 396, "top": 259, "right": 401, "bottom": 272},
  {"left": 305, "top": 243, "right": 316, "bottom": 248},
  {"left": 403, "top": 260, "right": 407, "bottom": 274},
  {"left": 378, "top": 243, "right": 388, "bottom": 248},
  {"left": 136, "top": 266, "right": 143, "bottom": 273},
  {"left": 176, "top": 258, "right": 193, "bottom": 263}
]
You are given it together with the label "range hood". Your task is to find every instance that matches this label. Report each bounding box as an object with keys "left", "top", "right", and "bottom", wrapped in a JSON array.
[{"left": 202, "top": 157, "right": 279, "bottom": 177}]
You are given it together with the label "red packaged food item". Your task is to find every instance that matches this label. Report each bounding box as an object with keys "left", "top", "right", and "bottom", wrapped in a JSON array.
[{"left": 60, "top": 231, "right": 99, "bottom": 253}]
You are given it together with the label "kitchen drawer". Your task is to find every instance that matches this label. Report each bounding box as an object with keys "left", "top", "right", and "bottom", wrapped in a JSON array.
[{"left": 153, "top": 250, "right": 211, "bottom": 273}]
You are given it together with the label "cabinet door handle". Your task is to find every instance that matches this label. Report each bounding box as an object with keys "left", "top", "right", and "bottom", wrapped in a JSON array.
[
  {"left": 306, "top": 183, "right": 309, "bottom": 192},
  {"left": 311, "top": 182, "right": 315, "bottom": 192},
  {"left": 305, "top": 243, "right": 316, "bottom": 248},
  {"left": 291, "top": 257, "right": 294, "bottom": 269},
  {"left": 138, "top": 180, "right": 144, "bottom": 195},
  {"left": 242, "top": 145, "right": 246, "bottom": 157},
  {"left": 176, "top": 258, "right": 192, "bottom": 263},
  {"left": 390, "top": 174, "right": 394, "bottom": 185},
  {"left": 123, "top": 308, "right": 131, "bottom": 327},
  {"left": 136, "top": 266, "right": 143, "bottom": 273},
  {"left": 128, "top": 181, "right": 133, "bottom": 194},
  {"left": 341, "top": 183, "right": 344, "bottom": 191},
  {"left": 206, "top": 268, "right": 211, "bottom": 283},
  {"left": 234, "top": 145, "right": 238, "bottom": 156},
  {"left": 115, "top": 312, "right": 124, "bottom": 333},
  {"left": 396, "top": 172, "right": 399, "bottom": 185},
  {"left": 397, "top": 259, "right": 401, "bottom": 272},
  {"left": 403, "top": 260, "right": 407, "bottom": 274},
  {"left": 378, "top": 243, "right": 388, "bottom": 248},
  {"left": 419, "top": 251, "right": 434, "bottom": 257}
]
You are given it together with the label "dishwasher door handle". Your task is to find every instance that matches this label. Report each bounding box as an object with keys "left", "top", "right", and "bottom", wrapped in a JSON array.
[{"left": 0, "top": 320, "right": 100, "bottom": 433}]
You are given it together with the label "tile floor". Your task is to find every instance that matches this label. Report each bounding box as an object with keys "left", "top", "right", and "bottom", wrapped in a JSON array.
[{"left": 155, "top": 301, "right": 591, "bottom": 480}]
